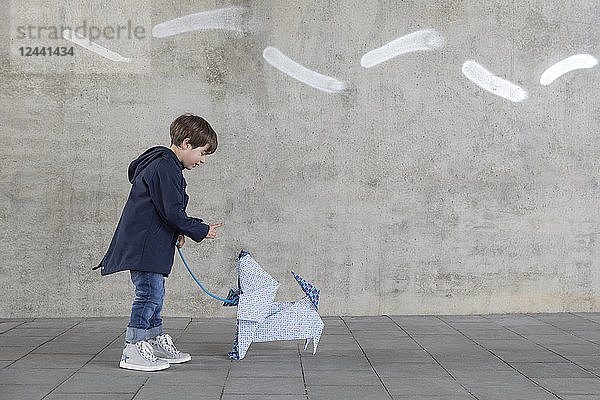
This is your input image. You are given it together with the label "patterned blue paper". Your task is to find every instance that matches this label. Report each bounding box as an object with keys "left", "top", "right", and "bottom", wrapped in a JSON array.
[
  {"left": 226, "top": 250, "right": 324, "bottom": 359},
  {"left": 291, "top": 271, "right": 320, "bottom": 310}
]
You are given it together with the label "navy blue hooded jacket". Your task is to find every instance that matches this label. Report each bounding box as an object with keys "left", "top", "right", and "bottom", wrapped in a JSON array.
[{"left": 94, "top": 146, "right": 210, "bottom": 277}]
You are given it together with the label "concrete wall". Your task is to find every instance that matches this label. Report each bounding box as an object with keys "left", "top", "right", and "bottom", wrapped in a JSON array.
[{"left": 2, "top": 1, "right": 600, "bottom": 317}]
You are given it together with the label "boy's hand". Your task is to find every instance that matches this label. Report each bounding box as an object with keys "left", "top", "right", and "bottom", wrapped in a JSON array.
[
  {"left": 176, "top": 234, "right": 185, "bottom": 248},
  {"left": 206, "top": 223, "right": 224, "bottom": 239}
]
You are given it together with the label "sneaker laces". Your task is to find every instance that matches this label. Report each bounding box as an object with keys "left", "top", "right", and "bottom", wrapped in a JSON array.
[
  {"left": 136, "top": 340, "right": 158, "bottom": 362},
  {"left": 157, "top": 333, "right": 180, "bottom": 355}
]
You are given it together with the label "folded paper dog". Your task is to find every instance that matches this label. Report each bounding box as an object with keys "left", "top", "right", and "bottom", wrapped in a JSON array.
[{"left": 223, "top": 250, "right": 324, "bottom": 360}]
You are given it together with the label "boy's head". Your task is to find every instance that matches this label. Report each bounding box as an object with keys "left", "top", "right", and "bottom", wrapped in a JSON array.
[{"left": 169, "top": 114, "right": 218, "bottom": 170}]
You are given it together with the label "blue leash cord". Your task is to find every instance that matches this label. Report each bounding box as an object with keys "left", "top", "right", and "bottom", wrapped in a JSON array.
[{"left": 175, "top": 241, "right": 236, "bottom": 304}]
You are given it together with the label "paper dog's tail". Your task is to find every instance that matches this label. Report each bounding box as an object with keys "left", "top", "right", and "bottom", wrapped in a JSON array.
[{"left": 291, "top": 271, "right": 320, "bottom": 311}]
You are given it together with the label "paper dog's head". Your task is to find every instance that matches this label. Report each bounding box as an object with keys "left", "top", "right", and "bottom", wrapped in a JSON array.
[
  {"left": 235, "top": 250, "right": 320, "bottom": 311},
  {"left": 236, "top": 250, "right": 280, "bottom": 294}
]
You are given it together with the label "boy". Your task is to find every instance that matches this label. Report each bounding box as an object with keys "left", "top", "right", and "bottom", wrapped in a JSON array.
[{"left": 94, "top": 113, "right": 224, "bottom": 372}]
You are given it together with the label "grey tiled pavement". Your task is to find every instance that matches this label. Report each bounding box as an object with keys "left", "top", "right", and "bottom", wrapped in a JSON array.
[{"left": 3, "top": 314, "right": 600, "bottom": 399}]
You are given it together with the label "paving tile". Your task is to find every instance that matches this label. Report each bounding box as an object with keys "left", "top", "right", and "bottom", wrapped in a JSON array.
[
  {"left": 0, "top": 322, "right": 26, "bottom": 333},
  {"left": 89, "top": 346, "right": 126, "bottom": 362},
  {"left": 466, "top": 384, "right": 558, "bottom": 400},
  {"left": 32, "top": 341, "right": 108, "bottom": 355},
  {"left": 344, "top": 321, "right": 400, "bottom": 331},
  {"left": 365, "top": 348, "right": 434, "bottom": 363},
  {"left": 426, "top": 346, "right": 495, "bottom": 358},
  {"left": 359, "top": 341, "right": 421, "bottom": 351},
  {"left": 0, "top": 383, "right": 56, "bottom": 400},
  {"left": 0, "top": 335, "right": 53, "bottom": 347},
  {"left": 381, "top": 376, "right": 469, "bottom": 396},
  {"left": 304, "top": 368, "right": 381, "bottom": 386},
  {"left": 1, "top": 328, "right": 66, "bottom": 337},
  {"left": 484, "top": 317, "right": 539, "bottom": 326},
  {"left": 438, "top": 315, "right": 488, "bottom": 323},
  {"left": 412, "top": 335, "right": 476, "bottom": 347},
  {"left": 222, "top": 395, "right": 306, "bottom": 400},
  {"left": 461, "top": 329, "right": 525, "bottom": 340},
  {"left": 352, "top": 330, "right": 409, "bottom": 340},
  {"left": 449, "top": 322, "right": 502, "bottom": 330},
  {"left": 544, "top": 344, "right": 600, "bottom": 356},
  {"left": 302, "top": 354, "right": 372, "bottom": 371},
  {"left": 0, "top": 345, "right": 37, "bottom": 360},
  {"left": 177, "top": 332, "right": 236, "bottom": 344},
  {"left": 0, "top": 368, "right": 76, "bottom": 385},
  {"left": 571, "top": 331, "right": 600, "bottom": 342},
  {"left": 307, "top": 385, "right": 390, "bottom": 400},
  {"left": 229, "top": 360, "right": 302, "bottom": 377},
  {"left": 167, "top": 355, "right": 232, "bottom": 369},
  {"left": 492, "top": 349, "right": 567, "bottom": 363},
  {"left": 315, "top": 334, "right": 359, "bottom": 348},
  {"left": 51, "top": 334, "right": 119, "bottom": 345},
  {"left": 566, "top": 356, "right": 600, "bottom": 371},
  {"left": 508, "top": 326, "right": 564, "bottom": 336},
  {"left": 234, "top": 353, "right": 299, "bottom": 363},
  {"left": 388, "top": 316, "right": 447, "bottom": 325},
  {"left": 401, "top": 326, "right": 463, "bottom": 335},
  {"left": 145, "top": 368, "right": 228, "bottom": 386},
  {"left": 441, "top": 359, "right": 514, "bottom": 372},
  {"left": 19, "top": 319, "right": 83, "bottom": 329},
  {"left": 451, "top": 370, "right": 534, "bottom": 385},
  {"left": 224, "top": 377, "right": 305, "bottom": 395},
  {"left": 511, "top": 362, "right": 596, "bottom": 378},
  {"left": 545, "top": 322, "right": 599, "bottom": 332},
  {"left": 133, "top": 384, "right": 223, "bottom": 399},
  {"left": 391, "top": 395, "right": 473, "bottom": 400},
  {"left": 373, "top": 361, "right": 450, "bottom": 378},
  {"left": 53, "top": 371, "right": 147, "bottom": 394},
  {"left": 6, "top": 353, "right": 94, "bottom": 369},
  {"left": 474, "top": 339, "right": 543, "bottom": 351},
  {"left": 343, "top": 316, "right": 396, "bottom": 323},
  {"left": 45, "top": 394, "right": 134, "bottom": 400},
  {"left": 529, "top": 334, "right": 593, "bottom": 346},
  {"left": 533, "top": 377, "right": 600, "bottom": 395},
  {"left": 322, "top": 317, "right": 347, "bottom": 326}
]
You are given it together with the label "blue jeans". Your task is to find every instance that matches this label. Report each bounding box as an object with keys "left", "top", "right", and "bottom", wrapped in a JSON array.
[{"left": 125, "top": 270, "right": 165, "bottom": 343}]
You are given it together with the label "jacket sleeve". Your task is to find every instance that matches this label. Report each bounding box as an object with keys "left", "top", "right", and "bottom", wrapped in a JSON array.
[{"left": 143, "top": 159, "right": 210, "bottom": 243}]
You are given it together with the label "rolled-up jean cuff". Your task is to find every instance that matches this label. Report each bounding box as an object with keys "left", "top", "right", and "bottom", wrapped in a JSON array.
[
  {"left": 145, "top": 325, "right": 164, "bottom": 340},
  {"left": 125, "top": 326, "right": 147, "bottom": 344}
]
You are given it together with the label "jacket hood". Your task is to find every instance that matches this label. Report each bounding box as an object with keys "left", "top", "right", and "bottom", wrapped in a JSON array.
[{"left": 128, "top": 146, "right": 183, "bottom": 183}]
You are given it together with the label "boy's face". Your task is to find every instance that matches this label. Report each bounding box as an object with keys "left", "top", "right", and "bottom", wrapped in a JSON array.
[{"left": 179, "top": 139, "right": 210, "bottom": 170}]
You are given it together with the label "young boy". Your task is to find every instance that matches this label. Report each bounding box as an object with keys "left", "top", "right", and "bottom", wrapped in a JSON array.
[{"left": 94, "top": 113, "right": 224, "bottom": 372}]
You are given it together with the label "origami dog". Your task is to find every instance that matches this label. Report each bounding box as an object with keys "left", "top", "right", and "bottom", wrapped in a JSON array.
[{"left": 224, "top": 250, "right": 324, "bottom": 360}]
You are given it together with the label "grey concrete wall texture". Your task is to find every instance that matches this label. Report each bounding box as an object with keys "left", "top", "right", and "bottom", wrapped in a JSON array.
[{"left": 1, "top": 1, "right": 600, "bottom": 318}]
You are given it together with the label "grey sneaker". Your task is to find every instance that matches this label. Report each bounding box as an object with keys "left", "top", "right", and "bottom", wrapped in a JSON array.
[
  {"left": 119, "top": 340, "right": 170, "bottom": 372},
  {"left": 148, "top": 333, "right": 191, "bottom": 364}
]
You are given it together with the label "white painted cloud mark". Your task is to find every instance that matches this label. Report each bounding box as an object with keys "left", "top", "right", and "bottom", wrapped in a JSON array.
[
  {"left": 462, "top": 60, "right": 528, "bottom": 102},
  {"left": 62, "top": 30, "right": 130, "bottom": 62},
  {"left": 152, "top": 7, "right": 254, "bottom": 37},
  {"left": 361, "top": 29, "right": 445, "bottom": 68},
  {"left": 540, "top": 54, "right": 598, "bottom": 86},
  {"left": 262, "top": 47, "right": 347, "bottom": 94}
]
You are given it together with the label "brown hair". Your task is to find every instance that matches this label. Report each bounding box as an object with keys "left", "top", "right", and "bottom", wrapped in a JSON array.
[{"left": 170, "top": 113, "right": 218, "bottom": 154}]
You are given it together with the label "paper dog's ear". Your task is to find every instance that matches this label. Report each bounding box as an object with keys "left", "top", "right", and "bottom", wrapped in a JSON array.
[{"left": 238, "top": 249, "right": 250, "bottom": 260}]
